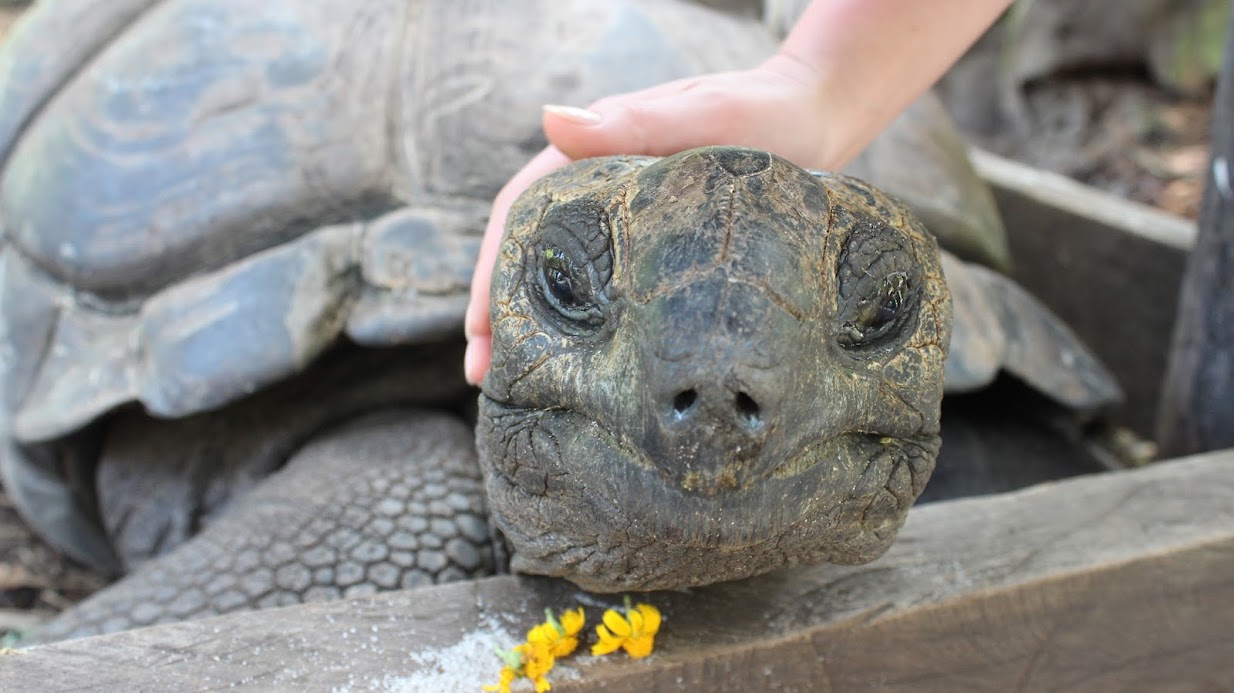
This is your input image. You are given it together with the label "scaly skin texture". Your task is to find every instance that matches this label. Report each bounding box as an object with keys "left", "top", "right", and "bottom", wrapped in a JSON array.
[
  {"left": 479, "top": 146, "right": 951, "bottom": 592},
  {"left": 29, "top": 411, "right": 492, "bottom": 644}
]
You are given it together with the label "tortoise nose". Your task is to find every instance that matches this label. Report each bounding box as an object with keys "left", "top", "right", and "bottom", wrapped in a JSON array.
[
  {"left": 667, "top": 386, "right": 765, "bottom": 432},
  {"left": 649, "top": 374, "right": 779, "bottom": 493}
]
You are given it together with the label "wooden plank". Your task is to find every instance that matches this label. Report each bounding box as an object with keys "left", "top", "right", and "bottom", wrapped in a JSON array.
[
  {"left": 1157, "top": 5, "right": 1234, "bottom": 457},
  {"left": 972, "top": 149, "right": 1196, "bottom": 436},
  {"left": 7, "top": 449, "right": 1233, "bottom": 690}
]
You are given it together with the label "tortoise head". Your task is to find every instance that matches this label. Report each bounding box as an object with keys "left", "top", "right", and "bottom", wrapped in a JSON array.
[{"left": 478, "top": 146, "right": 951, "bottom": 591}]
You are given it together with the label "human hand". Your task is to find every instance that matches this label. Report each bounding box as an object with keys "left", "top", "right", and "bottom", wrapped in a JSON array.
[{"left": 463, "top": 54, "right": 845, "bottom": 385}]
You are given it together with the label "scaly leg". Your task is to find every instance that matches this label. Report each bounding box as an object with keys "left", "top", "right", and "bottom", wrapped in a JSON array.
[{"left": 28, "top": 410, "right": 493, "bottom": 643}]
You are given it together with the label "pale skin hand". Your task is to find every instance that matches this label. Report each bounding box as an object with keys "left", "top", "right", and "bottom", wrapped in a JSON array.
[{"left": 464, "top": 0, "right": 1015, "bottom": 385}]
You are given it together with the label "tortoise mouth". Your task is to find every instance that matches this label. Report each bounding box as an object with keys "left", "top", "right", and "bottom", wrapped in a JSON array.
[
  {"left": 475, "top": 395, "right": 938, "bottom": 591},
  {"left": 477, "top": 395, "right": 929, "bottom": 494}
]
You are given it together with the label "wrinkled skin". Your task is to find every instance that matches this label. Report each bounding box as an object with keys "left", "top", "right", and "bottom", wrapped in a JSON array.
[{"left": 479, "top": 146, "right": 951, "bottom": 591}]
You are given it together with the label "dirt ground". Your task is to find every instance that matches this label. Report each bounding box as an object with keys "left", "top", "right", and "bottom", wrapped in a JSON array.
[
  {"left": 0, "top": 495, "right": 109, "bottom": 644},
  {"left": 939, "top": 67, "right": 1213, "bottom": 220},
  {"left": 0, "top": 4, "right": 1216, "bottom": 642}
]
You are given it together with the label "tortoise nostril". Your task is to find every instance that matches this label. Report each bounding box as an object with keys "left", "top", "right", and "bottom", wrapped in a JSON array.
[
  {"left": 735, "top": 391, "right": 761, "bottom": 426},
  {"left": 672, "top": 389, "right": 698, "bottom": 419}
]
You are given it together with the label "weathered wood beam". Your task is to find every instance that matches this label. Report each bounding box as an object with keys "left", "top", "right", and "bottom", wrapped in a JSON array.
[
  {"left": 1157, "top": 6, "right": 1234, "bottom": 456},
  {"left": 7, "top": 450, "right": 1233, "bottom": 690}
]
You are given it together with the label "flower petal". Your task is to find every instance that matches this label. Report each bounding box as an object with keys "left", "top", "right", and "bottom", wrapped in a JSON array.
[
  {"left": 591, "top": 638, "right": 623, "bottom": 656},
  {"left": 527, "top": 623, "right": 555, "bottom": 645},
  {"left": 624, "top": 634, "right": 655, "bottom": 659},
  {"left": 627, "top": 608, "right": 644, "bottom": 634},
  {"left": 591, "top": 626, "right": 624, "bottom": 656},
  {"left": 549, "top": 635, "right": 578, "bottom": 658},
  {"left": 560, "top": 607, "right": 585, "bottom": 636},
  {"left": 602, "top": 609, "right": 632, "bottom": 638},
  {"left": 635, "top": 604, "right": 662, "bottom": 635},
  {"left": 483, "top": 666, "right": 517, "bottom": 693},
  {"left": 521, "top": 642, "right": 555, "bottom": 680}
]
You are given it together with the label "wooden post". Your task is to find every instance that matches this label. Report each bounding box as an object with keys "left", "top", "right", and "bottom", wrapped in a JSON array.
[{"left": 1157, "top": 7, "right": 1234, "bottom": 457}]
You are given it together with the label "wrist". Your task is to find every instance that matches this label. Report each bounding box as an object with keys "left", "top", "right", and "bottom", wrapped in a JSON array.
[{"left": 766, "top": 0, "right": 1014, "bottom": 170}]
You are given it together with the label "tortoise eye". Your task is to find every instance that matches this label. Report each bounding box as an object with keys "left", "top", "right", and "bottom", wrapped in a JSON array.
[
  {"left": 546, "top": 265, "right": 575, "bottom": 304},
  {"left": 526, "top": 200, "right": 612, "bottom": 335},
  {"left": 873, "top": 293, "right": 901, "bottom": 327},
  {"left": 839, "top": 272, "right": 909, "bottom": 347},
  {"left": 538, "top": 246, "right": 603, "bottom": 328},
  {"left": 836, "top": 221, "right": 920, "bottom": 351},
  {"left": 541, "top": 248, "right": 591, "bottom": 312}
]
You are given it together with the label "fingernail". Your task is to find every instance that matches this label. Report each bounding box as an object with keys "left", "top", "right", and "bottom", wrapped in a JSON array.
[{"left": 543, "top": 104, "right": 602, "bottom": 124}]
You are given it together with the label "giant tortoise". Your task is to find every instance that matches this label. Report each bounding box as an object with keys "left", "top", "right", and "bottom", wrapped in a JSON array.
[{"left": 0, "top": 0, "right": 1118, "bottom": 641}]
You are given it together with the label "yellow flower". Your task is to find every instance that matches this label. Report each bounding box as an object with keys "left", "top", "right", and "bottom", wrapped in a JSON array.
[
  {"left": 528, "top": 607, "right": 585, "bottom": 658},
  {"left": 516, "top": 640, "right": 555, "bottom": 691},
  {"left": 559, "top": 607, "right": 586, "bottom": 638},
  {"left": 483, "top": 640, "right": 554, "bottom": 693},
  {"left": 486, "top": 607, "right": 585, "bottom": 692},
  {"left": 482, "top": 665, "right": 517, "bottom": 693},
  {"left": 591, "top": 597, "right": 661, "bottom": 659}
]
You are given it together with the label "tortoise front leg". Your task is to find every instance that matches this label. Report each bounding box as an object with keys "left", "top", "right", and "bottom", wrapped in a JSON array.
[{"left": 26, "top": 410, "right": 494, "bottom": 644}]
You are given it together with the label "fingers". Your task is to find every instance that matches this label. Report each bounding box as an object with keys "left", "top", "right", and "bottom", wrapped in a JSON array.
[
  {"left": 464, "top": 146, "right": 571, "bottom": 386},
  {"left": 543, "top": 74, "right": 753, "bottom": 161},
  {"left": 541, "top": 59, "right": 842, "bottom": 169}
]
